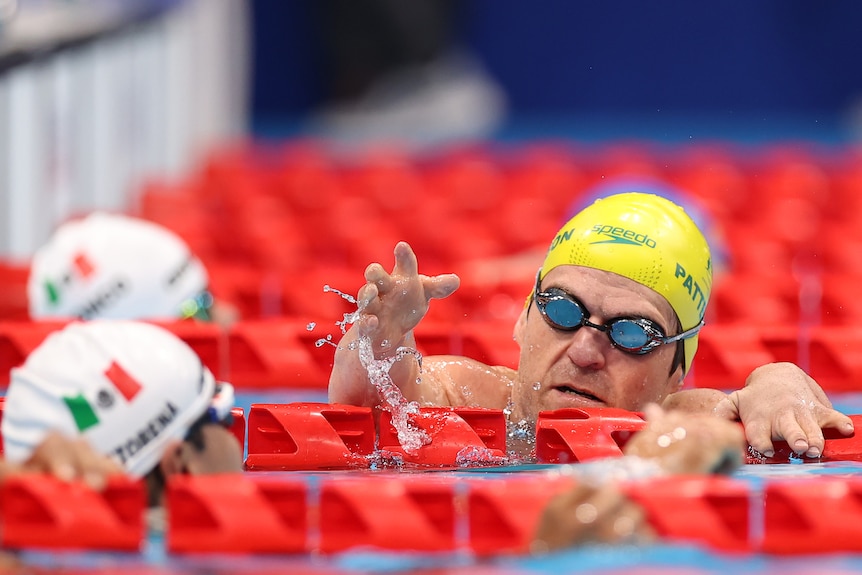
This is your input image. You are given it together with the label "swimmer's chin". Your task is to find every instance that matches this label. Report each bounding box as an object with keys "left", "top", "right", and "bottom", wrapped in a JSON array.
[{"left": 548, "top": 385, "right": 607, "bottom": 408}]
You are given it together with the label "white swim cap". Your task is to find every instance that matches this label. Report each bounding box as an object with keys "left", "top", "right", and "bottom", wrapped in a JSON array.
[
  {"left": 2, "top": 321, "right": 232, "bottom": 477},
  {"left": 28, "top": 212, "right": 208, "bottom": 320}
]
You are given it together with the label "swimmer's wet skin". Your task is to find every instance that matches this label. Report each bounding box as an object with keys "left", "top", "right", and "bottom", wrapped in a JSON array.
[{"left": 328, "top": 192, "right": 853, "bottom": 461}]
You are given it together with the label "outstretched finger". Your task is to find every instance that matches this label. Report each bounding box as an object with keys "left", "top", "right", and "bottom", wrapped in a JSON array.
[
  {"left": 423, "top": 273, "right": 461, "bottom": 300},
  {"left": 817, "top": 409, "right": 855, "bottom": 436},
  {"left": 357, "top": 283, "right": 380, "bottom": 314},
  {"left": 364, "top": 263, "right": 394, "bottom": 294},
  {"left": 799, "top": 416, "right": 827, "bottom": 458},
  {"left": 392, "top": 241, "right": 419, "bottom": 277},
  {"left": 775, "top": 411, "right": 811, "bottom": 455}
]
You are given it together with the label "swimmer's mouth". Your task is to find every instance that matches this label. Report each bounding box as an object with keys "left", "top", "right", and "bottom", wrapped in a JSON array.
[{"left": 555, "top": 385, "right": 603, "bottom": 403}]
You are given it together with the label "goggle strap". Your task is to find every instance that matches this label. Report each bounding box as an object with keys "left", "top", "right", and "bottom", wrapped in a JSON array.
[{"left": 662, "top": 320, "right": 704, "bottom": 344}]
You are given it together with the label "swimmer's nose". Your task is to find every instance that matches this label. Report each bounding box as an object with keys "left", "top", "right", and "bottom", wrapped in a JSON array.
[{"left": 565, "top": 325, "right": 608, "bottom": 370}]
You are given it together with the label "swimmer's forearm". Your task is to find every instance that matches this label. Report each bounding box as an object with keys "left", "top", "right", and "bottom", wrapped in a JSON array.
[
  {"left": 328, "top": 326, "right": 425, "bottom": 407},
  {"left": 661, "top": 389, "right": 736, "bottom": 419}
]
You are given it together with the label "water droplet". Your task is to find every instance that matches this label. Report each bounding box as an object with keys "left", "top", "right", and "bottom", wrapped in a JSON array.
[
  {"left": 532, "top": 381, "right": 541, "bottom": 391},
  {"left": 380, "top": 339, "right": 389, "bottom": 348},
  {"left": 323, "top": 284, "right": 357, "bottom": 304},
  {"left": 306, "top": 322, "right": 316, "bottom": 331}
]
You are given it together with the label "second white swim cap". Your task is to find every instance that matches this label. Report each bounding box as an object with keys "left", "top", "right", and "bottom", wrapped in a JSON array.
[{"left": 28, "top": 212, "right": 208, "bottom": 321}]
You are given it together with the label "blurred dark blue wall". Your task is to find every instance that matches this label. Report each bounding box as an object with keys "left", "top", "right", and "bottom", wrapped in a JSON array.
[{"left": 250, "top": 1, "right": 862, "bottom": 122}]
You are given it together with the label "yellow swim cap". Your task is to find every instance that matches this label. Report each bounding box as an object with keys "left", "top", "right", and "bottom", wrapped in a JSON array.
[{"left": 540, "top": 192, "right": 712, "bottom": 372}]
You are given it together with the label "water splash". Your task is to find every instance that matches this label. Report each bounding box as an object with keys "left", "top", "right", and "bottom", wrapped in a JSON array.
[
  {"left": 366, "top": 450, "right": 405, "bottom": 470},
  {"left": 746, "top": 445, "right": 768, "bottom": 463},
  {"left": 323, "top": 284, "right": 357, "bottom": 304},
  {"left": 323, "top": 284, "right": 364, "bottom": 334},
  {"left": 456, "top": 445, "right": 509, "bottom": 467},
  {"left": 502, "top": 396, "right": 514, "bottom": 417},
  {"left": 357, "top": 335, "right": 429, "bottom": 454},
  {"left": 336, "top": 309, "right": 361, "bottom": 334},
  {"left": 506, "top": 416, "right": 536, "bottom": 462}
]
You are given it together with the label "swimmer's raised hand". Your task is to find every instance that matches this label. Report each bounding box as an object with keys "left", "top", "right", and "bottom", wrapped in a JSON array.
[{"left": 356, "top": 241, "right": 459, "bottom": 358}]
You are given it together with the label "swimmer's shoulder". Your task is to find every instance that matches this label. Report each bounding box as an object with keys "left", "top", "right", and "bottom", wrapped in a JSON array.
[{"left": 423, "top": 355, "right": 516, "bottom": 409}]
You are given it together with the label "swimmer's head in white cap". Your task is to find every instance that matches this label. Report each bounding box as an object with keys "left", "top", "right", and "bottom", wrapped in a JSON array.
[
  {"left": 1, "top": 320, "right": 234, "bottom": 477},
  {"left": 28, "top": 213, "right": 209, "bottom": 321}
]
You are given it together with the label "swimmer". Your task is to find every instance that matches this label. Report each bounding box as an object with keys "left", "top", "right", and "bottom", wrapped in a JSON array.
[
  {"left": 27, "top": 212, "right": 238, "bottom": 325},
  {"left": 2, "top": 320, "right": 243, "bottom": 509},
  {"left": 329, "top": 192, "right": 853, "bottom": 458},
  {"left": 532, "top": 404, "right": 746, "bottom": 550}
]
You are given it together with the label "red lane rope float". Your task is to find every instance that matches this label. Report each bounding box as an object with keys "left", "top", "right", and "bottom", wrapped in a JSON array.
[
  {"left": 0, "top": 320, "right": 69, "bottom": 387},
  {"left": 245, "top": 403, "right": 375, "bottom": 470},
  {"left": 761, "top": 478, "right": 862, "bottom": 554},
  {"left": 535, "top": 407, "right": 646, "bottom": 463},
  {"left": 624, "top": 476, "right": 752, "bottom": 552},
  {"left": 1, "top": 476, "right": 145, "bottom": 551},
  {"left": 226, "top": 319, "right": 333, "bottom": 389},
  {"left": 0, "top": 396, "right": 4, "bottom": 455},
  {"left": 319, "top": 476, "right": 459, "bottom": 553},
  {"left": 167, "top": 475, "right": 307, "bottom": 554},
  {"left": 243, "top": 404, "right": 862, "bottom": 469},
  {"left": 467, "top": 476, "right": 574, "bottom": 555},
  {"left": 245, "top": 403, "right": 509, "bottom": 470},
  {"left": 377, "top": 407, "right": 507, "bottom": 465},
  {"left": 10, "top": 471, "right": 862, "bottom": 555}
]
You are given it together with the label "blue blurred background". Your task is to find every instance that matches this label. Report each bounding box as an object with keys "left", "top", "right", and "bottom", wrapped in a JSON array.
[{"left": 250, "top": 0, "right": 862, "bottom": 143}]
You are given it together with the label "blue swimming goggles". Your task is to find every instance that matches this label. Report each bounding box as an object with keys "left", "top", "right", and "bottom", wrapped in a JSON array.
[{"left": 532, "top": 270, "right": 703, "bottom": 355}]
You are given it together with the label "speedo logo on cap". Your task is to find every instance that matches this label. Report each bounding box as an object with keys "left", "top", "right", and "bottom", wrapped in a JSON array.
[{"left": 590, "top": 224, "right": 657, "bottom": 248}]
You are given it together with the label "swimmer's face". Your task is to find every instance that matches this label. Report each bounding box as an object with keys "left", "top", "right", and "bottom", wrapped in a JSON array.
[
  {"left": 511, "top": 265, "right": 684, "bottom": 425},
  {"left": 182, "top": 424, "right": 243, "bottom": 475}
]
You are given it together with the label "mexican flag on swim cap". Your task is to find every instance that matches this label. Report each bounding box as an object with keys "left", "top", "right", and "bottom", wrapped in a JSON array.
[
  {"left": 2, "top": 321, "right": 226, "bottom": 477},
  {"left": 540, "top": 192, "right": 712, "bottom": 373}
]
